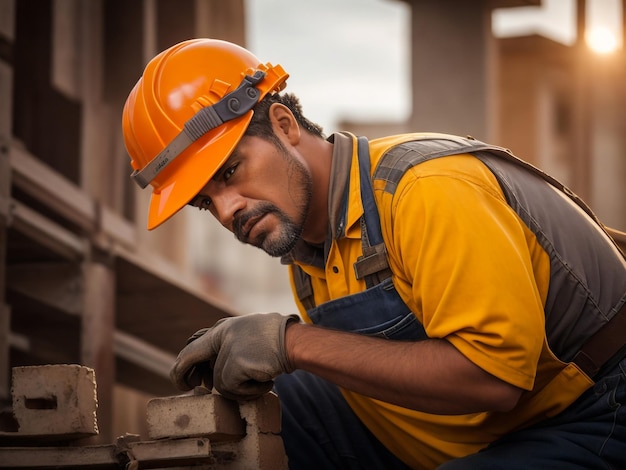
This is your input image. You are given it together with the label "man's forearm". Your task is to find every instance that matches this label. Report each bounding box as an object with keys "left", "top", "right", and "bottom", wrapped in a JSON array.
[{"left": 285, "top": 322, "right": 522, "bottom": 414}]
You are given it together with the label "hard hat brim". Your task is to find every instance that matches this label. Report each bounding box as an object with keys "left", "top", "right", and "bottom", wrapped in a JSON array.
[{"left": 146, "top": 110, "right": 253, "bottom": 230}]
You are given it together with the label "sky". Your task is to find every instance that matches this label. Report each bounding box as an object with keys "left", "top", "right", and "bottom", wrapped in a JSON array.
[
  {"left": 245, "top": 0, "right": 622, "bottom": 133},
  {"left": 245, "top": 0, "right": 412, "bottom": 133}
]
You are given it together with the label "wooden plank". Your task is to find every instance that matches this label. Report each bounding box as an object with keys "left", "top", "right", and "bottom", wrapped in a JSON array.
[
  {"left": 9, "top": 142, "right": 95, "bottom": 232},
  {"left": 51, "top": 0, "right": 80, "bottom": 100},
  {"left": 114, "top": 245, "right": 235, "bottom": 315},
  {"left": 7, "top": 143, "right": 138, "bottom": 256},
  {"left": 0, "top": 62, "right": 11, "bottom": 138},
  {"left": 98, "top": 205, "right": 137, "bottom": 251},
  {"left": 0, "top": 445, "right": 118, "bottom": 468},
  {"left": 81, "top": 261, "right": 115, "bottom": 444},
  {"left": 6, "top": 262, "right": 82, "bottom": 315},
  {"left": 0, "top": 142, "right": 9, "bottom": 400},
  {"left": 491, "top": 0, "right": 540, "bottom": 7},
  {"left": 0, "top": 438, "right": 215, "bottom": 468},
  {"left": 113, "top": 330, "right": 176, "bottom": 379},
  {"left": 10, "top": 200, "right": 85, "bottom": 260},
  {"left": 0, "top": 304, "right": 9, "bottom": 400},
  {"left": 0, "top": 0, "right": 15, "bottom": 41},
  {"left": 114, "top": 250, "right": 235, "bottom": 354}
]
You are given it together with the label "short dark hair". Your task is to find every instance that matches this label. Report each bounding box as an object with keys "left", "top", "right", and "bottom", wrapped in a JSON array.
[{"left": 245, "top": 93, "right": 325, "bottom": 142}]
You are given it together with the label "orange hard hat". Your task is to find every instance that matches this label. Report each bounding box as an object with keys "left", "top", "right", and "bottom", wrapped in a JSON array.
[{"left": 122, "top": 39, "right": 289, "bottom": 230}]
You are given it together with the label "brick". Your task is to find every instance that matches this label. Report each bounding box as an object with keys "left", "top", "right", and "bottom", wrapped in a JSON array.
[
  {"left": 222, "top": 393, "right": 287, "bottom": 470},
  {"left": 212, "top": 433, "right": 287, "bottom": 470},
  {"left": 255, "top": 433, "right": 289, "bottom": 470},
  {"left": 11, "top": 364, "right": 98, "bottom": 437},
  {"left": 146, "top": 393, "right": 245, "bottom": 441},
  {"left": 146, "top": 392, "right": 287, "bottom": 469},
  {"left": 239, "top": 392, "right": 281, "bottom": 434},
  {"left": 126, "top": 437, "right": 214, "bottom": 466}
]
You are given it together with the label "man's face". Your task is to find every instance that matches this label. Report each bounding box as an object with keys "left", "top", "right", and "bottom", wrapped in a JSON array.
[{"left": 190, "top": 135, "right": 312, "bottom": 257}]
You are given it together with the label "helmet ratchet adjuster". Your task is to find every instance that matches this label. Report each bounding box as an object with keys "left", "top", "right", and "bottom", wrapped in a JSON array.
[{"left": 131, "top": 70, "right": 266, "bottom": 189}]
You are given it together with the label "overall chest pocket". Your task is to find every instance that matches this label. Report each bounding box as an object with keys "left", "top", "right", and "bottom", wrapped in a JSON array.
[{"left": 307, "top": 278, "right": 427, "bottom": 341}]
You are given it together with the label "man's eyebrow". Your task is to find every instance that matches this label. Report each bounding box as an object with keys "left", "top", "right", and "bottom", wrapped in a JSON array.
[
  {"left": 212, "top": 149, "right": 240, "bottom": 181},
  {"left": 227, "top": 148, "right": 241, "bottom": 161}
]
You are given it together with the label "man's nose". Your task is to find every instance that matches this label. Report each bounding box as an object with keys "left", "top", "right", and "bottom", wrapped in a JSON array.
[{"left": 210, "top": 189, "right": 246, "bottom": 230}]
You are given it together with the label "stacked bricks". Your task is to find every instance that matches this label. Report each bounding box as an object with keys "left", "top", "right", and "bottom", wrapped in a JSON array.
[
  {"left": 146, "top": 389, "right": 288, "bottom": 469},
  {"left": 1, "top": 366, "right": 288, "bottom": 468}
]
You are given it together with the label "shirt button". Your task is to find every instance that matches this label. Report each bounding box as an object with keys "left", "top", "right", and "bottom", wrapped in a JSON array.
[{"left": 332, "top": 266, "right": 339, "bottom": 273}]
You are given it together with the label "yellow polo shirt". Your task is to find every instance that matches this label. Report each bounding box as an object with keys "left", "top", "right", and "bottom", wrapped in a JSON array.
[{"left": 288, "top": 133, "right": 593, "bottom": 468}]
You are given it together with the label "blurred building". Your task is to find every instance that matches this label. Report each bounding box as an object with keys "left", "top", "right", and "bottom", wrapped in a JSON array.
[
  {"left": 1, "top": 0, "right": 624, "bottom": 445},
  {"left": 343, "top": 0, "right": 626, "bottom": 231},
  {"left": 0, "top": 0, "right": 246, "bottom": 443}
]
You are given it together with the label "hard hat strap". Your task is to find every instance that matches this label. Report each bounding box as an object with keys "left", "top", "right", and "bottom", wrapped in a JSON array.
[{"left": 131, "top": 70, "right": 266, "bottom": 189}]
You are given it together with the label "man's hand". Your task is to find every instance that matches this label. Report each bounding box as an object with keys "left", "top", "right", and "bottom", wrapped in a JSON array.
[{"left": 170, "top": 313, "right": 300, "bottom": 400}]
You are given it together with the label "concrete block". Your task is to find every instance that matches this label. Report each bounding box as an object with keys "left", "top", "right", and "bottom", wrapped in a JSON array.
[
  {"left": 147, "top": 393, "right": 245, "bottom": 441},
  {"left": 11, "top": 364, "right": 98, "bottom": 437}
]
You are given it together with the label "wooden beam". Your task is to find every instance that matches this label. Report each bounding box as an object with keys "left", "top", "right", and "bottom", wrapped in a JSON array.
[
  {"left": 0, "top": 304, "right": 9, "bottom": 400},
  {"left": 81, "top": 261, "right": 115, "bottom": 444},
  {"left": 0, "top": 437, "right": 215, "bottom": 468},
  {"left": 0, "top": 140, "right": 9, "bottom": 400},
  {"left": 97, "top": 205, "right": 137, "bottom": 252},
  {"left": 114, "top": 249, "right": 235, "bottom": 354},
  {"left": 0, "top": 445, "right": 118, "bottom": 468},
  {"left": 9, "top": 200, "right": 85, "bottom": 261},
  {"left": 9, "top": 142, "right": 95, "bottom": 233},
  {"left": 113, "top": 330, "right": 175, "bottom": 379},
  {"left": 6, "top": 262, "right": 82, "bottom": 315}
]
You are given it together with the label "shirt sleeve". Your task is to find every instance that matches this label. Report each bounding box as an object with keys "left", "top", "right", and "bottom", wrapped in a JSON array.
[{"left": 387, "top": 155, "right": 546, "bottom": 390}]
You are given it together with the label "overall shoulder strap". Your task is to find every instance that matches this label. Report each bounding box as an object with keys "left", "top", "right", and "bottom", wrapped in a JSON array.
[
  {"left": 373, "top": 133, "right": 625, "bottom": 259},
  {"left": 291, "top": 264, "right": 316, "bottom": 310},
  {"left": 353, "top": 137, "right": 392, "bottom": 287}
]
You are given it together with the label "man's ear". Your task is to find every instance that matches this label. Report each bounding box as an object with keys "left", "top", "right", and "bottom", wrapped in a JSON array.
[{"left": 268, "top": 103, "right": 301, "bottom": 145}]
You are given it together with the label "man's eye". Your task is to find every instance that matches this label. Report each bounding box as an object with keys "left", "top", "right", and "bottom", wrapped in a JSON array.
[
  {"left": 197, "top": 198, "right": 211, "bottom": 211},
  {"left": 223, "top": 164, "right": 237, "bottom": 181}
]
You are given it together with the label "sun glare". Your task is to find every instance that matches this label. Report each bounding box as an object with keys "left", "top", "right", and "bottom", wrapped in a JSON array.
[{"left": 586, "top": 26, "right": 619, "bottom": 54}]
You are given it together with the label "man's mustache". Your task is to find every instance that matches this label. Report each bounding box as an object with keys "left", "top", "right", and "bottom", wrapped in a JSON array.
[{"left": 232, "top": 202, "right": 280, "bottom": 241}]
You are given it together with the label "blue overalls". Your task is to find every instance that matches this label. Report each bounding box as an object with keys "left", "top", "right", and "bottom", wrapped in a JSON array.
[
  {"left": 274, "top": 138, "right": 419, "bottom": 469},
  {"left": 274, "top": 137, "right": 626, "bottom": 469}
]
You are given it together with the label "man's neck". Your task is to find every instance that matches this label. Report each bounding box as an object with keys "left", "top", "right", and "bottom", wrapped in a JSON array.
[{"left": 299, "top": 132, "right": 334, "bottom": 244}]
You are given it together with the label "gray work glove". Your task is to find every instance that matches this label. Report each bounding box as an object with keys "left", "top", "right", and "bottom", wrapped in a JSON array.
[{"left": 170, "top": 313, "right": 300, "bottom": 400}]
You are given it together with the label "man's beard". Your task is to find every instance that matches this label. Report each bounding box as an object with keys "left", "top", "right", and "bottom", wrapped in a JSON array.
[
  {"left": 232, "top": 201, "right": 303, "bottom": 257},
  {"left": 232, "top": 158, "right": 312, "bottom": 257}
]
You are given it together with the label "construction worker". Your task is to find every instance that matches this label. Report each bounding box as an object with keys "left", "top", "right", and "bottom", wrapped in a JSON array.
[{"left": 122, "top": 39, "right": 626, "bottom": 469}]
